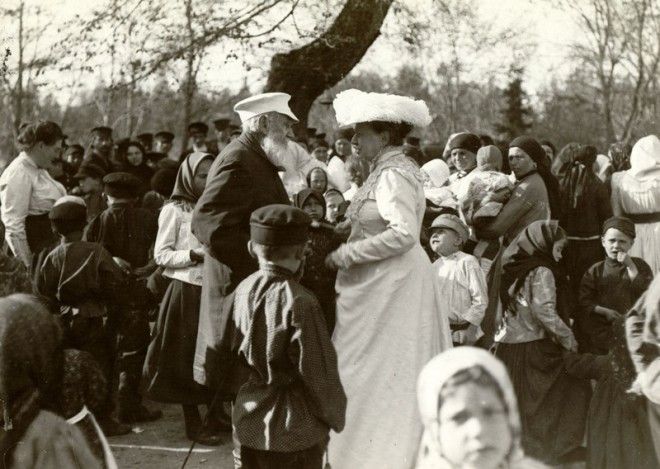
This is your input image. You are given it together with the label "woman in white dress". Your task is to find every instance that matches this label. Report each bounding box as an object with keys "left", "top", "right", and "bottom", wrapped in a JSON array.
[
  {"left": 326, "top": 89, "right": 453, "bottom": 469},
  {"left": 611, "top": 135, "right": 660, "bottom": 273}
]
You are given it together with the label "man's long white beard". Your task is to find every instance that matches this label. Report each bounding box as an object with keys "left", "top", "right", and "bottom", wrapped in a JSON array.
[{"left": 262, "top": 134, "right": 292, "bottom": 171}]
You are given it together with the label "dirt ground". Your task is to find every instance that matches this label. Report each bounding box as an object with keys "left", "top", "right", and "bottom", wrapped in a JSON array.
[{"left": 110, "top": 402, "right": 234, "bottom": 468}]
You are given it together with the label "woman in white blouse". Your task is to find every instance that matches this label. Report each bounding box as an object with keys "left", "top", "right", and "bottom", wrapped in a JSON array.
[
  {"left": 142, "top": 152, "right": 222, "bottom": 446},
  {"left": 0, "top": 121, "right": 66, "bottom": 267},
  {"left": 326, "top": 90, "right": 452, "bottom": 469}
]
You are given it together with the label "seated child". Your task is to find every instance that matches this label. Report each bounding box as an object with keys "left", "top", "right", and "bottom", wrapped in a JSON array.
[
  {"left": 293, "top": 189, "right": 341, "bottom": 333},
  {"left": 224, "top": 204, "right": 346, "bottom": 469},
  {"left": 429, "top": 214, "right": 487, "bottom": 345},
  {"left": 324, "top": 188, "right": 346, "bottom": 224},
  {"left": 463, "top": 145, "right": 513, "bottom": 225},
  {"left": 579, "top": 216, "right": 653, "bottom": 354},
  {"left": 417, "top": 347, "right": 545, "bottom": 469}
]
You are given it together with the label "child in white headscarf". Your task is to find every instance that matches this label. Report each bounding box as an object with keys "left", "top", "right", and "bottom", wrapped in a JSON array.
[{"left": 416, "top": 347, "right": 546, "bottom": 469}]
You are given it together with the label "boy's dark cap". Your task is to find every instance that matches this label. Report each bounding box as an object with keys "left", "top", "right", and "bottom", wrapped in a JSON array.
[
  {"left": 154, "top": 131, "right": 174, "bottom": 141},
  {"left": 74, "top": 161, "right": 106, "bottom": 180},
  {"left": 103, "top": 172, "right": 142, "bottom": 198},
  {"left": 250, "top": 204, "right": 311, "bottom": 246},
  {"left": 188, "top": 122, "right": 209, "bottom": 135},
  {"left": 603, "top": 216, "right": 635, "bottom": 239},
  {"left": 90, "top": 126, "right": 113, "bottom": 136},
  {"left": 49, "top": 197, "right": 87, "bottom": 221}
]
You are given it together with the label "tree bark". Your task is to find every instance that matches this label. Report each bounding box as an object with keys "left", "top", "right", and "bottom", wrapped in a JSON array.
[
  {"left": 264, "top": 0, "right": 393, "bottom": 132},
  {"left": 14, "top": 1, "right": 24, "bottom": 134},
  {"left": 181, "top": 0, "right": 196, "bottom": 151}
]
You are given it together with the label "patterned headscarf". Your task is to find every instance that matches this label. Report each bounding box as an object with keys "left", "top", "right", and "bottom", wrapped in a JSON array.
[
  {"left": 171, "top": 152, "right": 214, "bottom": 203},
  {"left": 416, "top": 347, "right": 525, "bottom": 469},
  {"left": 0, "top": 294, "right": 63, "bottom": 431},
  {"left": 608, "top": 142, "right": 632, "bottom": 172}
]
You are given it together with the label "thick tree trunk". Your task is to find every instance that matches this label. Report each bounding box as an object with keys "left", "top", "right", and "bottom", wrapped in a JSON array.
[{"left": 264, "top": 0, "right": 393, "bottom": 133}]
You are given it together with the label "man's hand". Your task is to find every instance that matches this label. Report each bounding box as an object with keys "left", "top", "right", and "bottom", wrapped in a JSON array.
[{"left": 594, "top": 305, "right": 621, "bottom": 322}]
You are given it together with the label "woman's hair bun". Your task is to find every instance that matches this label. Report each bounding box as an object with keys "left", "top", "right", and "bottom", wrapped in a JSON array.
[{"left": 17, "top": 121, "right": 63, "bottom": 150}]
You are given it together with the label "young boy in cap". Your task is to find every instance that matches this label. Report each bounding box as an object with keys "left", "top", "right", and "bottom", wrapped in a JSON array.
[
  {"left": 221, "top": 204, "right": 346, "bottom": 469},
  {"left": 578, "top": 216, "right": 653, "bottom": 354},
  {"left": 84, "top": 172, "right": 162, "bottom": 424},
  {"left": 74, "top": 161, "right": 107, "bottom": 221},
  {"left": 35, "top": 195, "right": 132, "bottom": 435},
  {"left": 429, "top": 214, "right": 487, "bottom": 345}
]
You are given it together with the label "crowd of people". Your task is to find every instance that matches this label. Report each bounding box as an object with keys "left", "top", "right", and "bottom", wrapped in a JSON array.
[{"left": 0, "top": 87, "right": 659, "bottom": 469}]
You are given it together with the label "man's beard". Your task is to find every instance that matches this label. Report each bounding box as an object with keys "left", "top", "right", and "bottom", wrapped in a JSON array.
[{"left": 262, "top": 132, "right": 291, "bottom": 170}]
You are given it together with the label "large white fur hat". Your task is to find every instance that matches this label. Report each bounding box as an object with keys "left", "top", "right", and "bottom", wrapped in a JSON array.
[
  {"left": 233, "top": 92, "right": 299, "bottom": 123},
  {"left": 333, "top": 89, "right": 432, "bottom": 128}
]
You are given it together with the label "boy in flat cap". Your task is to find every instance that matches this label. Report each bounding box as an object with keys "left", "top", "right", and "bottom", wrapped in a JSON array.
[
  {"left": 84, "top": 172, "right": 162, "bottom": 424},
  {"left": 137, "top": 133, "right": 154, "bottom": 152},
  {"left": 429, "top": 214, "right": 487, "bottom": 345},
  {"left": 219, "top": 204, "right": 346, "bottom": 469},
  {"left": 36, "top": 196, "right": 132, "bottom": 435},
  {"left": 74, "top": 161, "right": 107, "bottom": 222},
  {"left": 578, "top": 216, "right": 653, "bottom": 354}
]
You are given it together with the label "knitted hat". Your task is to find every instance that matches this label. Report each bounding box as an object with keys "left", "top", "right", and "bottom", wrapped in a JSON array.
[
  {"left": 449, "top": 132, "right": 481, "bottom": 155},
  {"left": 603, "top": 216, "right": 636, "bottom": 239}
]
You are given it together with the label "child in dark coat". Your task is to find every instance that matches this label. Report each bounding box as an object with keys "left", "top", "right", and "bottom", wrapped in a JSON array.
[
  {"left": 219, "top": 204, "right": 346, "bottom": 469},
  {"left": 84, "top": 172, "right": 162, "bottom": 425},
  {"left": 293, "top": 188, "right": 341, "bottom": 333},
  {"left": 579, "top": 216, "right": 653, "bottom": 354}
]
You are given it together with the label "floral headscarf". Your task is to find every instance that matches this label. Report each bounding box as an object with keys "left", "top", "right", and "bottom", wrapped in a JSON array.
[{"left": 416, "top": 347, "right": 527, "bottom": 469}]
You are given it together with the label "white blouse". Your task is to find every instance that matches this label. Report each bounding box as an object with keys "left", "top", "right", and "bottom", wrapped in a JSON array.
[
  {"left": 0, "top": 152, "right": 66, "bottom": 266},
  {"left": 154, "top": 202, "right": 204, "bottom": 286}
]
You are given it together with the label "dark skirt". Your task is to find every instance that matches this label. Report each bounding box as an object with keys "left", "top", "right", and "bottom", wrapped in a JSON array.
[
  {"left": 143, "top": 279, "right": 211, "bottom": 404},
  {"left": 495, "top": 338, "right": 591, "bottom": 465},
  {"left": 587, "top": 374, "right": 658, "bottom": 469}
]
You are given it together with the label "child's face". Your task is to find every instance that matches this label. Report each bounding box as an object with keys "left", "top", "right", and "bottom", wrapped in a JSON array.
[
  {"left": 429, "top": 228, "right": 462, "bottom": 257},
  {"left": 309, "top": 169, "right": 327, "bottom": 192},
  {"left": 312, "top": 147, "right": 329, "bottom": 163},
  {"left": 192, "top": 159, "right": 212, "bottom": 195},
  {"left": 325, "top": 194, "right": 344, "bottom": 223},
  {"left": 302, "top": 198, "right": 324, "bottom": 221},
  {"left": 438, "top": 382, "right": 512, "bottom": 469},
  {"left": 126, "top": 145, "right": 144, "bottom": 166},
  {"left": 552, "top": 238, "right": 567, "bottom": 262},
  {"left": 346, "top": 165, "right": 364, "bottom": 186},
  {"left": 602, "top": 228, "right": 633, "bottom": 260},
  {"left": 79, "top": 176, "right": 101, "bottom": 194}
]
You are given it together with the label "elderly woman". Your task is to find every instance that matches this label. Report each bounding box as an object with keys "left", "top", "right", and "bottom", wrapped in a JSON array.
[
  {"left": 326, "top": 89, "right": 452, "bottom": 469},
  {"left": 611, "top": 135, "right": 660, "bottom": 273},
  {"left": 0, "top": 121, "right": 66, "bottom": 268},
  {"left": 416, "top": 347, "right": 545, "bottom": 469}
]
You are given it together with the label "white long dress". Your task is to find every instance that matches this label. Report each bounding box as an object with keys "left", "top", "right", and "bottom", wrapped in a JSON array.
[
  {"left": 612, "top": 171, "right": 660, "bottom": 274},
  {"left": 328, "top": 149, "right": 452, "bottom": 469}
]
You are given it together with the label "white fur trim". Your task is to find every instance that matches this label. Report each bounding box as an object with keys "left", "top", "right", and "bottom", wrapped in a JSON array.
[{"left": 333, "top": 89, "right": 432, "bottom": 128}]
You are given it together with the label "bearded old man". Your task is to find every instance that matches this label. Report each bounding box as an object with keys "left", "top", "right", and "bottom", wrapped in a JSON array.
[{"left": 191, "top": 93, "right": 294, "bottom": 393}]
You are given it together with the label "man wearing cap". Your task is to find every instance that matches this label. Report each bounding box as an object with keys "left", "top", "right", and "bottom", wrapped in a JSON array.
[
  {"left": 212, "top": 115, "right": 233, "bottom": 153},
  {"left": 154, "top": 131, "right": 175, "bottom": 159},
  {"left": 181, "top": 122, "right": 218, "bottom": 161},
  {"left": 447, "top": 132, "right": 481, "bottom": 202},
  {"left": 137, "top": 132, "right": 154, "bottom": 152},
  {"left": 191, "top": 92, "right": 295, "bottom": 400},
  {"left": 85, "top": 126, "right": 123, "bottom": 174}
]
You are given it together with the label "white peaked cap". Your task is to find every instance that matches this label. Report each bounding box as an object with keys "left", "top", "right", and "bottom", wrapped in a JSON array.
[
  {"left": 233, "top": 92, "right": 299, "bottom": 123},
  {"left": 333, "top": 89, "right": 432, "bottom": 128}
]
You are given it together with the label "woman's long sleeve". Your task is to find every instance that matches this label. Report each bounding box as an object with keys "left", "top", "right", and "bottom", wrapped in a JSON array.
[
  {"left": 154, "top": 204, "right": 194, "bottom": 269},
  {"left": 0, "top": 169, "right": 33, "bottom": 267},
  {"left": 475, "top": 185, "right": 532, "bottom": 240},
  {"left": 530, "top": 268, "right": 577, "bottom": 351},
  {"left": 331, "top": 169, "right": 419, "bottom": 268}
]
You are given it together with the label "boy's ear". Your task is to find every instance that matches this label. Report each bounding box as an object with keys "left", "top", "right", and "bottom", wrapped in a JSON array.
[{"left": 247, "top": 240, "right": 257, "bottom": 259}]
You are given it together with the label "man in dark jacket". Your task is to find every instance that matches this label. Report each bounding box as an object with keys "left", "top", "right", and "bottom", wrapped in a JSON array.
[{"left": 191, "top": 94, "right": 297, "bottom": 453}]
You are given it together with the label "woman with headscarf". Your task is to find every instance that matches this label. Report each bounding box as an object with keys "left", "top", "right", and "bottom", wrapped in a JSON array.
[
  {"left": 143, "top": 152, "right": 222, "bottom": 445},
  {"left": 474, "top": 137, "right": 554, "bottom": 344},
  {"left": 609, "top": 141, "right": 633, "bottom": 173},
  {"left": 493, "top": 220, "right": 591, "bottom": 465},
  {"left": 551, "top": 142, "right": 581, "bottom": 178},
  {"left": 325, "top": 89, "right": 452, "bottom": 469},
  {"left": 611, "top": 135, "right": 660, "bottom": 273},
  {"left": 116, "top": 141, "right": 153, "bottom": 199},
  {"left": 0, "top": 294, "right": 101, "bottom": 469},
  {"left": 416, "top": 347, "right": 546, "bottom": 469},
  {"left": 558, "top": 144, "right": 612, "bottom": 345}
]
